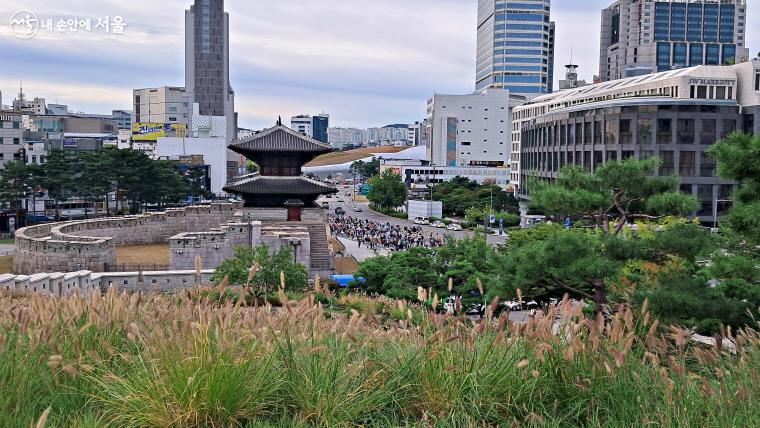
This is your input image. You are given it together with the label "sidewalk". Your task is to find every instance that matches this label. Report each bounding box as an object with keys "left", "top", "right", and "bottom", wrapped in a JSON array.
[
  {"left": 0, "top": 244, "right": 14, "bottom": 257},
  {"left": 337, "top": 237, "right": 388, "bottom": 262}
]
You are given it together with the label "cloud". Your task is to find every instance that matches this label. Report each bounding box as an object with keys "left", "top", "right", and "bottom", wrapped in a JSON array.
[{"left": 0, "top": 0, "right": 757, "bottom": 129}]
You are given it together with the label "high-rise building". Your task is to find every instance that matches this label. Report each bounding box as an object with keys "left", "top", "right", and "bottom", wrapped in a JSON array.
[
  {"left": 185, "top": 0, "right": 231, "bottom": 118},
  {"left": 476, "top": 0, "right": 555, "bottom": 98},
  {"left": 599, "top": 0, "right": 749, "bottom": 81},
  {"left": 311, "top": 114, "right": 329, "bottom": 144},
  {"left": 185, "top": 0, "right": 236, "bottom": 178},
  {"left": 425, "top": 89, "right": 512, "bottom": 168}
]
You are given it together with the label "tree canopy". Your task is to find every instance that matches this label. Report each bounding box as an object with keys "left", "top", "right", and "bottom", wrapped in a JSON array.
[
  {"left": 706, "top": 132, "right": 760, "bottom": 242},
  {"left": 0, "top": 147, "right": 200, "bottom": 219},
  {"left": 432, "top": 176, "right": 519, "bottom": 217},
  {"left": 367, "top": 170, "right": 407, "bottom": 211},
  {"left": 529, "top": 157, "right": 698, "bottom": 234}
]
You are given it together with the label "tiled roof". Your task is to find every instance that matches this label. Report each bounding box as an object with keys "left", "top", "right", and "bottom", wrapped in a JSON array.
[
  {"left": 223, "top": 175, "right": 338, "bottom": 195},
  {"left": 229, "top": 124, "right": 333, "bottom": 154}
]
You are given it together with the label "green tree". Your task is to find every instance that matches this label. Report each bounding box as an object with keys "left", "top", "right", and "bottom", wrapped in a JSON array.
[
  {"left": 0, "top": 161, "right": 37, "bottom": 225},
  {"left": 355, "top": 247, "right": 438, "bottom": 300},
  {"left": 493, "top": 223, "right": 713, "bottom": 314},
  {"left": 41, "top": 149, "right": 75, "bottom": 220},
  {"left": 212, "top": 245, "right": 307, "bottom": 296},
  {"left": 706, "top": 132, "right": 760, "bottom": 242},
  {"left": 432, "top": 177, "right": 518, "bottom": 217},
  {"left": 367, "top": 170, "right": 406, "bottom": 211},
  {"left": 529, "top": 157, "right": 698, "bottom": 235}
]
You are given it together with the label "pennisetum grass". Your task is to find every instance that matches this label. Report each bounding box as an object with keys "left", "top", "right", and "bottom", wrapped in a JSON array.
[{"left": 0, "top": 285, "right": 759, "bottom": 427}]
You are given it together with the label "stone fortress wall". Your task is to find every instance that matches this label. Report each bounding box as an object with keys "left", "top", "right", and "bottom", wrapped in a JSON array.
[
  {"left": 13, "top": 203, "right": 243, "bottom": 275},
  {"left": 169, "top": 221, "right": 312, "bottom": 271},
  {"left": 0, "top": 269, "right": 216, "bottom": 296}
]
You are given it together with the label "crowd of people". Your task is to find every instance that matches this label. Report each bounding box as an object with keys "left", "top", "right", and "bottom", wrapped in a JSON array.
[{"left": 329, "top": 214, "right": 446, "bottom": 251}]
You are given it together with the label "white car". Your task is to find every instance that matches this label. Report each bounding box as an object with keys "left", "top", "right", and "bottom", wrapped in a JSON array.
[
  {"left": 431, "top": 221, "right": 446, "bottom": 228},
  {"left": 413, "top": 217, "right": 430, "bottom": 225},
  {"left": 446, "top": 223, "right": 463, "bottom": 231},
  {"left": 353, "top": 205, "right": 363, "bottom": 212}
]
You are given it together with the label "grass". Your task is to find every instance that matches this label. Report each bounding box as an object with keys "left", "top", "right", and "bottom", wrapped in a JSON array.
[
  {"left": 115, "top": 244, "right": 170, "bottom": 266},
  {"left": 0, "top": 239, "right": 14, "bottom": 245},
  {"left": 306, "top": 147, "right": 406, "bottom": 167},
  {"left": 0, "top": 256, "right": 12, "bottom": 274},
  {"left": 2, "top": 288, "right": 760, "bottom": 427}
]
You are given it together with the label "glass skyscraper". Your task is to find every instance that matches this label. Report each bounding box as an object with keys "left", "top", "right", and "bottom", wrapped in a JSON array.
[
  {"left": 599, "top": 0, "right": 748, "bottom": 81},
  {"left": 476, "top": 0, "right": 555, "bottom": 98}
]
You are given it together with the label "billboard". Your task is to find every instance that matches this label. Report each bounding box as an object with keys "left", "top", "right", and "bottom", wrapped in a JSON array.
[{"left": 132, "top": 123, "right": 187, "bottom": 141}]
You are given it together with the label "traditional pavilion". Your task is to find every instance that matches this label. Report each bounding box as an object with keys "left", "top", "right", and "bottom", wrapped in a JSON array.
[{"left": 223, "top": 119, "right": 337, "bottom": 221}]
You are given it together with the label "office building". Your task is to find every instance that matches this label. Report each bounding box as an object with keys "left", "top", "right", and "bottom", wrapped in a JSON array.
[
  {"left": 0, "top": 112, "right": 24, "bottom": 167},
  {"left": 407, "top": 121, "right": 423, "bottom": 146},
  {"left": 290, "top": 114, "right": 329, "bottom": 144},
  {"left": 291, "top": 115, "right": 312, "bottom": 137},
  {"left": 476, "top": 0, "right": 555, "bottom": 98},
  {"left": 111, "top": 110, "right": 132, "bottom": 130},
  {"left": 185, "top": 0, "right": 234, "bottom": 137},
  {"left": 425, "top": 89, "right": 512, "bottom": 168},
  {"left": 311, "top": 114, "right": 329, "bottom": 144},
  {"left": 132, "top": 86, "right": 192, "bottom": 126},
  {"left": 512, "top": 60, "right": 760, "bottom": 225},
  {"left": 599, "top": 0, "right": 749, "bottom": 81}
]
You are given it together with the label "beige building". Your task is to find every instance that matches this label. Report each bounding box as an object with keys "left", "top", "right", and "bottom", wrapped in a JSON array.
[{"left": 132, "top": 86, "right": 192, "bottom": 126}]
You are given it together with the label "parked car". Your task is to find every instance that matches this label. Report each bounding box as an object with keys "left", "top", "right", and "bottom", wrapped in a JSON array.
[
  {"left": 431, "top": 220, "right": 446, "bottom": 228},
  {"left": 446, "top": 223, "right": 463, "bottom": 231},
  {"left": 413, "top": 217, "right": 430, "bottom": 225}
]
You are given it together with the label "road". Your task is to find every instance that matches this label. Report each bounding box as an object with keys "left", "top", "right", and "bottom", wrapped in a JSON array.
[
  {"left": 0, "top": 244, "right": 14, "bottom": 256},
  {"left": 325, "top": 194, "right": 508, "bottom": 247}
]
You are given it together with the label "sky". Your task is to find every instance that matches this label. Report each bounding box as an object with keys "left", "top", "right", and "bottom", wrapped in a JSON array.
[{"left": 0, "top": 0, "right": 758, "bottom": 130}]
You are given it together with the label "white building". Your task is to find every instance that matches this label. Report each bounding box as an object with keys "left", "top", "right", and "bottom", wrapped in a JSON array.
[
  {"left": 132, "top": 86, "right": 192, "bottom": 126},
  {"left": 156, "top": 137, "right": 227, "bottom": 196},
  {"left": 425, "top": 89, "right": 512, "bottom": 168},
  {"left": 291, "top": 115, "right": 312, "bottom": 137},
  {"left": 328, "top": 127, "right": 364, "bottom": 150}
]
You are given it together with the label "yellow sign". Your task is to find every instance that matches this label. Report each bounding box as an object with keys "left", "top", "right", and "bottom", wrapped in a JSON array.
[{"left": 131, "top": 123, "right": 187, "bottom": 141}]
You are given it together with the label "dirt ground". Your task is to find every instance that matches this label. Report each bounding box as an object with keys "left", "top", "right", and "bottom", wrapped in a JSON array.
[
  {"left": 115, "top": 245, "right": 170, "bottom": 266},
  {"left": 335, "top": 257, "right": 358, "bottom": 275},
  {"left": 0, "top": 256, "right": 12, "bottom": 274}
]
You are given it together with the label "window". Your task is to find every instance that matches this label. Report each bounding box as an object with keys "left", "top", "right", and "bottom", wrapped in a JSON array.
[
  {"left": 701, "top": 119, "right": 716, "bottom": 145},
  {"left": 660, "top": 151, "right": 675, "bottom": 175},
  {"left": 755, "top": 73, "right": 760, "bottom": 91},
  {"left": 638, "top": 118, "right": 652, "bottom": 144},
  {"left": 677, "top": 119, "right": 695, "bottom": 144},
  {"left": 657, "top": 118, "right": 672, "bottom": 144},
  {"left": 699, "top": 153, "right": 715, "bottom": 177},
  {"left": 679, "top": 151, "right": 695, "bottom": 176}
]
